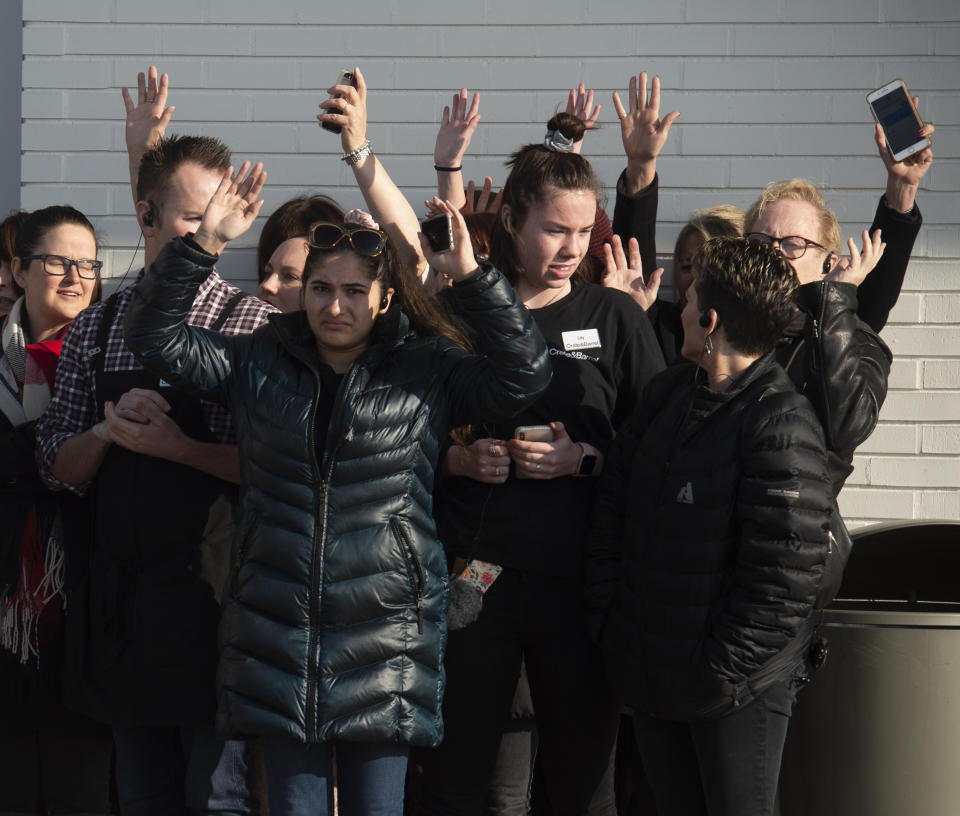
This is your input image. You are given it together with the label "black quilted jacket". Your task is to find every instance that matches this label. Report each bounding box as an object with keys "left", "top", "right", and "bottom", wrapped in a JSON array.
[
  {"left": 587, "top": 355, "right": 832, "bottom": 722},
  {"left": 124, "top": 236, "right": 550, "bottom": 746}
]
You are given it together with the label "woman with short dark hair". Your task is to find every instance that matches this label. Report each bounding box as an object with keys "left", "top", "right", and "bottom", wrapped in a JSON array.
[{"left": 588, "top": 237, "right": 833, "bottom": 816}]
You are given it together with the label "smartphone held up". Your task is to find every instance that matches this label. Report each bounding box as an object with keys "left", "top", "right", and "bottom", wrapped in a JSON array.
[
  {"left": 867, "top": 79, "right": 930, "bottom": 162},
  {"left": 421, "top": 212, "right": 455, "bottom": 254},
  {"left": 322, "top": 69, "right": 357, "bottom": 134}
]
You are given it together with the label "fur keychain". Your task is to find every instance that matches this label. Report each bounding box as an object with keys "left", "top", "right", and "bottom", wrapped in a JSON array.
[{"left": 447, "top": 558, "right": 502, "bottom": 630}]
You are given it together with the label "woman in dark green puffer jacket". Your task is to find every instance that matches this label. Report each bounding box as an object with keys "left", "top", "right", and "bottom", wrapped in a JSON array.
[{"left": 123, "top": 165, "right": 551, "bottom": 815}]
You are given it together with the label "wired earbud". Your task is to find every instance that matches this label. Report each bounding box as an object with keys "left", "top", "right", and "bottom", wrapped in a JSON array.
[
  {"left": 823, "top": 257, "right": 832, "bottom": 275},
  {"left": 142, "top": 200, "right": 157, "bottom": 227},
  {"left": 380, "top": 293, "right": 389, "bottom": 310}
]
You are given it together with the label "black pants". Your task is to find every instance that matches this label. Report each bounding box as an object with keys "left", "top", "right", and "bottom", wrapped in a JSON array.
[
  {"left": 633, "top": 679, "right": 799, "bottom": 816},
  {"left": 417, "top": 569, "right": 619, "bottom": 816}
]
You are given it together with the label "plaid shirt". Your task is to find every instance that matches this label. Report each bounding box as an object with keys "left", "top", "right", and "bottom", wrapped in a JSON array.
[{"left": 36, "top": 268, "right": 276, "bottom": 493}]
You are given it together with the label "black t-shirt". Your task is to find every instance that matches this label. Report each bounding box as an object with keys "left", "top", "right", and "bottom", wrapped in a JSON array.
[{"left": 435, "top": 281, "right": 665, "bottom": 578}]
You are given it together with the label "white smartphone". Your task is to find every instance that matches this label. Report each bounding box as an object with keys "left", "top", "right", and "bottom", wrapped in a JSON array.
[{"left": 866, "top": 79, "right": 929, "bottom": 162}]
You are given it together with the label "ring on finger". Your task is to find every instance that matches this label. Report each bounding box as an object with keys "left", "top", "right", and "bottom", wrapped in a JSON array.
[
  {"left": 535, "top": 462, "right": 541, "bottom": 472},
  {"left": 495, "top": 466, "right": 501, "bottom": 477}
]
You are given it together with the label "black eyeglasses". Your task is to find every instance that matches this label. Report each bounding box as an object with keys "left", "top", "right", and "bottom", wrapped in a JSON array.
[
  {"left": 746, "top": 233, "right": 827, "bottom": 261},
  {"left": 308, "top": 222, "right": 386, "bottom": 258},
  {"left": 22, "top": 254, "right": 102, "bottom": 279}
]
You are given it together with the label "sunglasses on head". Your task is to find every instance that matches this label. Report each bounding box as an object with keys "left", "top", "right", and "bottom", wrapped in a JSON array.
[{"left": 308, "top": 222, "right": 386, "bottom": 258}]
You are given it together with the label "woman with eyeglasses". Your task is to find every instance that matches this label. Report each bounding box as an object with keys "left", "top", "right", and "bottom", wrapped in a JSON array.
[
  {"left": 0, "top": 205, "right": 113, "bottom": 814},
  {"left": 742, "top": 179, "right": 892, "bottom": 494},
  {"left": 123, "top": 164, "right": 550, "bottom": 816}
]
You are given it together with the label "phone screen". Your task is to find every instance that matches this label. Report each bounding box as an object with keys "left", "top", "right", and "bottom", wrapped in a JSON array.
[
  {"left": 870, "top": 86, "right": 922, "bottom": 156},
  {"left": 422, "top": 213, "right": 453, "bottom": 253}
]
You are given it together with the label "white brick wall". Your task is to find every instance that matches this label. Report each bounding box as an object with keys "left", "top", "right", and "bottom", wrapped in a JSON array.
[{"left": 18, "top": 1, "right": 960, "bottom": 527}]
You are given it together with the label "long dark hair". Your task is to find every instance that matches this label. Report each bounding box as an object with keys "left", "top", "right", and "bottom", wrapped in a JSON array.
[
  {"left": 489, "top": 112, "right": 600, "bottom": 286},
  {"left": 302, "top": 219, "right": 472, "bottom": 353}
]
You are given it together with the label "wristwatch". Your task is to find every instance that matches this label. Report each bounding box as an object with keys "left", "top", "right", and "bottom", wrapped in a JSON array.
[{"left": 575, "top": 443, "right": 598, "bottom": 477}]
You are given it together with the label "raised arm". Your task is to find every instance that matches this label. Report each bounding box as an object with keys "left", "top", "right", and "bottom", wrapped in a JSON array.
[
  {"left": 612, "top": 71, "right": 679, "bottom": 196},
  {"left": 319, "top": 67, "right": 427, "bottom": 279},
  {"left": 433, "top": 88, "right": 481, "bottom": 210},
  {"left": 420, "top": 199, "right": 551, "bottom": 427},
  {"left": 124, "top": 163, "right": 266, "bottom": 394},
  {"left": 855, "top": 105, "right": 933, "bottom": 332},
  {"left": 122, "top": 66, "right": 175, "bottom": 205}
]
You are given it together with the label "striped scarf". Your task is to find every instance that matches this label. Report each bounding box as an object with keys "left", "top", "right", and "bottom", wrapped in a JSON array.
[{"left": 0, "top": 297, "right": 66, "bottom": 665}]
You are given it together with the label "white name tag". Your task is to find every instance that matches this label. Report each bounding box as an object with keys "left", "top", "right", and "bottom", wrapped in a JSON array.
[{"left": 561, "top": 328, "right": 601, "bottom": 351}]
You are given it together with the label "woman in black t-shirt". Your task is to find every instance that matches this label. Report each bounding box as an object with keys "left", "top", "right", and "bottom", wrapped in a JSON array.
[{"left": 417, "top": 113, "right": 664, "bottom": 816}]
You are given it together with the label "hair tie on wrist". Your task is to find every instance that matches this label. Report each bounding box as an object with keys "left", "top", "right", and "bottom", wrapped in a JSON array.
[
  {"left": 434, "top": 165, "right": 462, "bottom": 172},
  {"left": 543, "top": 129, "right": 575, "bottom": 153}
]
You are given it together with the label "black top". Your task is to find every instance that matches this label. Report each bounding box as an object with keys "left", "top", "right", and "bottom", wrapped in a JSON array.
[{"left": 436, "top": 280, "right": 665, "bottom": 578}]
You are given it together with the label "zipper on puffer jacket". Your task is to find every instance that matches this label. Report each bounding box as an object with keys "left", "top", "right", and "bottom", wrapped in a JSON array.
[
  {"left": 390, "top": 517, "right": 425, "bottom": 635},
  {"left": 305, "top": 361, "right": 361, "bottom": 743}
]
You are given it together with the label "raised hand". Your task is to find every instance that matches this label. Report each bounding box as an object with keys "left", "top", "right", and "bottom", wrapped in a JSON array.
[
  {"left": 613, "top": 71, "right": 680, "bottom": 193},
  {"left": 828, "top": 229, "right": 886, "bottom": 287},
  {"left": 318, "top": 67, "right": 369, "bottom": 155},
  {"left": 876, "top": 96, "right": 934, "bottom": 213},
  {"left": 122, "top": 66, "right": 174, "bottom": 157},
  {"left": 418, "top": 198, "right": 477, "bottom": 282},
  {"left": 602, "top": 234, "right": 663, "bottom": 310},
  {"left": 565, "top": 83, "right": 601, "bottom": 154},
  {"left": 435, "top": 88, "right": 481, "bottom": 168},
  {"left": 194, "top": 162, "right": 267, "bottom": 255}
]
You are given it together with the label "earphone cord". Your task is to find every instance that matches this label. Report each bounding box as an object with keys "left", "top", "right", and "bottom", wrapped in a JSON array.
[{"left": 110, "top": 231, "right": 144, "bottom": 294}]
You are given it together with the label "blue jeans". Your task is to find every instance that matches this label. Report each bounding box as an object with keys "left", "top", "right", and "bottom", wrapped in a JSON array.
[
  {"left": 112, "top": 724, "right": 254, "bottom": 815},
  {"left": 260, "top": 738, "right": 409, "bottom": 816},
  {"left": 632, "top": 679, "right": 799, "bottom": 816}
]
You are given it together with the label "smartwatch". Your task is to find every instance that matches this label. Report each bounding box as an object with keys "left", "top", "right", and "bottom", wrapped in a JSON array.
[{"left": 575, "top": 443, "right": 598, "bottom": 477}]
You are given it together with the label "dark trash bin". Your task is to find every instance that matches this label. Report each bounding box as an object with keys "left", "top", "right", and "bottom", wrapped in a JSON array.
[{"left": 779, "top": 521, "right": 960, "bottom": 816}]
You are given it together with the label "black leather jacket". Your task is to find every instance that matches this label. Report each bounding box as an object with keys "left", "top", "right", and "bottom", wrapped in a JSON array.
[
  {"left": 124, "top": 236, "right": 550, "bottom": 746},
  {"left": 587, "top": 355, "right": 832, "bottom": 722},
  {"left": 776, "top": 280, "right": 892, "bottom": 494}
]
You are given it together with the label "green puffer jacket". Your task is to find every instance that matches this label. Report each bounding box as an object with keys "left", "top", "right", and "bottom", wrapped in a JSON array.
[{"left": 124, "top": 236, "right": 550, "bottom": 746}]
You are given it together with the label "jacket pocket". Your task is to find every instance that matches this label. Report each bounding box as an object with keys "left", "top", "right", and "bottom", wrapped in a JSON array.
[{"left": 390, "top": 517, "right": 425, "bottom": 635}]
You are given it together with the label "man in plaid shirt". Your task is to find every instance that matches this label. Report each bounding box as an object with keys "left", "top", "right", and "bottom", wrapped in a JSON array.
[{"left": 35, "top": 128, "right": 275, "bottom": 814}]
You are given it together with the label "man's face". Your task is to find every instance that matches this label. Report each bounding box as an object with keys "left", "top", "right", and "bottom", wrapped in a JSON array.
[{"left": 151, "top": 162, "right": 224, "bottom": 250}]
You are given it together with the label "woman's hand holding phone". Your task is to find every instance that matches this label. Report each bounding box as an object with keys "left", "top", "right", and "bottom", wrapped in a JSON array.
[
  {"left": 875, "top": 100, "right": 934, "bottom": 214},
  {"left": 445, "top": 439, "right": 511, "bottom": 484},
  {"left": 318, "top": 66, "right": 367, "bottom": 154},
  {"left": 418, "top": 198, "right": 477, "bottom": 282},
  {"left": 508, "top": 421, "right": 582, "bottom": 480}
]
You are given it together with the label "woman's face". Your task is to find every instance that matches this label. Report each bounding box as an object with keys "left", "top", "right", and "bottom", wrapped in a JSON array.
[
  {"left": 13, "top": 223, "right": 97, "bottom": 337},
  {"left": 674, "top": 232, "right": 702, "bottom": 305},
  {"left": 258, "top": 236, "right": 309, "bottom": 313},
  {"left": 302, "top": 251, "right": 393, "bottom": 368},
  {"left": 0, "top": 260, "right": 16, "bottom": 317},
  {"left": 505, "top": 187, "right": 596, "bottom": 297},
  {"left": 679, "top": 277, "right": 707, "bottom": 363},
  {"left": 748, "top": 199, "right": 831, "bottom": 286}
]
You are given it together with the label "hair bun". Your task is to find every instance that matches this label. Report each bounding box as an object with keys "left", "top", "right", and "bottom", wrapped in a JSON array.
[{"left": 547, "top": 112, "right": 587, "bottom": 144}]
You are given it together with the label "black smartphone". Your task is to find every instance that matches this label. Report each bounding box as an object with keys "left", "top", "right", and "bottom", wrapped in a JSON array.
[
  {"left": 866, "top": 79, "right": 929, "bottom": 162},
  {"left": 322, "top": 69, "right": 357, "bottom": 134},
  {"left": 421, "top": 212, "right": 454, "bottom": 254}
]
